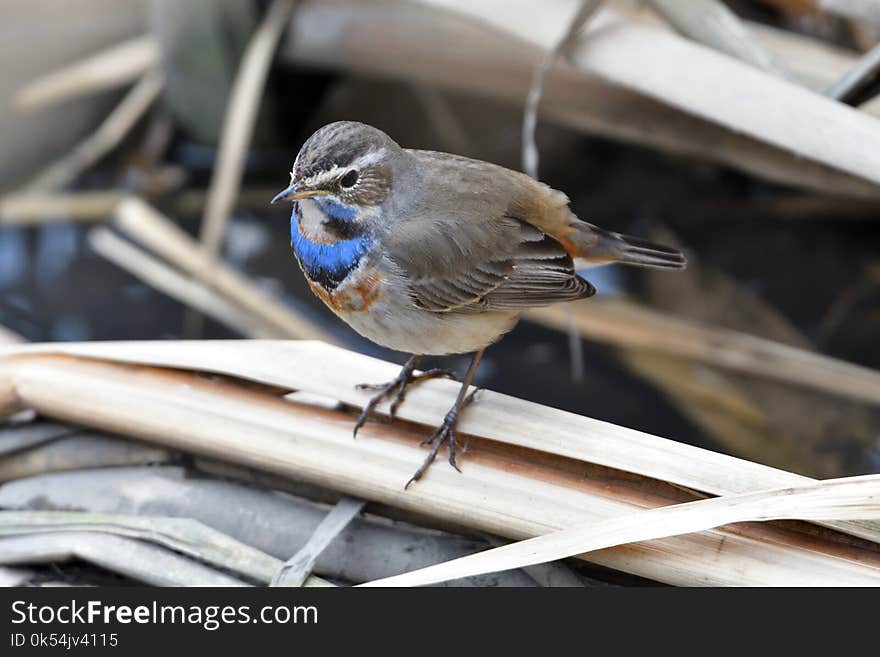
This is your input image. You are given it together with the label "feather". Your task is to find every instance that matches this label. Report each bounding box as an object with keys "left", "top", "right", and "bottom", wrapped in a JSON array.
[{"left": 402, "top": 219, "right": 594, "bottom": 313}]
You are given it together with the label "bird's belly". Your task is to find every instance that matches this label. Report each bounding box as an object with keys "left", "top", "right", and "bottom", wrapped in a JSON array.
[
  {"left": 303, "top": 257, "right": 518, "bottom": 355},
  {"left": 341, "top": 300, "right": 519, "bottom": 356}
]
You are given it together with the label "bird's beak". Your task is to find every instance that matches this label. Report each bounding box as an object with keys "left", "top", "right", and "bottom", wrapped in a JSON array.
[{"left": 271, "top": 183, "right": 330, "bottom": 204}]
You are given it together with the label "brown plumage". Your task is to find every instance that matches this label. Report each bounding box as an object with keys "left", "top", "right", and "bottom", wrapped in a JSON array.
[
  {"left": 274, "top": 121, "right": 686, "bottom": 486},
  {"left": 382, "top": 149, "right": 683, "bottom": 315}
]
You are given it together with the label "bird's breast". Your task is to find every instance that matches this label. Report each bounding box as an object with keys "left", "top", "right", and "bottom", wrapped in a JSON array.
[
  {"left": 290, "top": 200, "right": 370, "bottom": 290},
  {"left": 289, "top": 199, "right": 385, "bottom": 314}
]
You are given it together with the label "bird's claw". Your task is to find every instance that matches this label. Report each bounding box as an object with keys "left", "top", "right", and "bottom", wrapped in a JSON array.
[
  {"left": 405, "top": 388, "right": 480, "bottom": 488},
  {"left": 353, "top": 363, "right": 456, "bottom": 438}
]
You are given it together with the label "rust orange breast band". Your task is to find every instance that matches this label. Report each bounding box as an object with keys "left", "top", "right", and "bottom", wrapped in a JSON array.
[{"left": 307, "top": 264, "right": 382, "bottom": 313}]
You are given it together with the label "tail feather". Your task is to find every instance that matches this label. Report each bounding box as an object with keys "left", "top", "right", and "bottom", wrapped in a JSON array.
[
  {"left": 570, "top": 223, "right": 686, "bottom": 270},
  {"left": 606, "top": 232, "right": 687, "bottom": 269}
]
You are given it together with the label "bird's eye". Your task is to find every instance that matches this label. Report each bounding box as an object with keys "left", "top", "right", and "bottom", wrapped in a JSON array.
[{"left": 340, "top": 169, "right": 359, "bottom": 188}]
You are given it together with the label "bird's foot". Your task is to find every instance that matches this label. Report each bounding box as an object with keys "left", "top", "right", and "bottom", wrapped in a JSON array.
[
  {"left": 353, "top": 357, "right": 455, "bottom": 438},
  {"left": 405, "top": 388, "right": 480, "bottom": 489}
]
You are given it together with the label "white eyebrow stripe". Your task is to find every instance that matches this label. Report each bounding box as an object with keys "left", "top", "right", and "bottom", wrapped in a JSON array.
[
  {"left": 351, "top": 147, "right": 386, "bottom": 170},
  {"left": 302, "top": 165, "right": 343, "bottom": 188},
  {"left": 296, "top": 147, "right": 386, "bottom": 188}
]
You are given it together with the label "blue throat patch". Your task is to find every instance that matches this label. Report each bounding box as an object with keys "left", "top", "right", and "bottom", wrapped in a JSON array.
[
  {"left": 314, "top": 197, "right": 357, "bottom": 222},
  {"left": 290, "top": 202, "right": 369, "bottom": 290}
]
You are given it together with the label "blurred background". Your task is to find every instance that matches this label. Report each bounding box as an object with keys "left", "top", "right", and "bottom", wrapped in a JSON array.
[{"left": 2, "top": 0, "right": 880, "bottom": 484}]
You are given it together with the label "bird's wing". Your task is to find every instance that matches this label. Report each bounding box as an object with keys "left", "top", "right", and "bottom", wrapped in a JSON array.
[
  {"left": 397, "top": 219, "right": 594, "bottom": 314},
  {"left": 386, "top": 150, "right": 594, "bottom": 313},
  {"left": 402, "top": 150, "right": 686, "bottom": 272},
  {"left": 477, "top": 222, "right": 595, "bottom": 311}
]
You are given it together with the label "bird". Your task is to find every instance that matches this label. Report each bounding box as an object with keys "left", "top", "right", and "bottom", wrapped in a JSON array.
[{"left": 272, "top": 121, "right": 686, "bottom": 487}]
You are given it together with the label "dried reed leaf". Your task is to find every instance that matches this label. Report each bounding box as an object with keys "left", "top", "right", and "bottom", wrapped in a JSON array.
[
  {"left": 0, "top": 510, "right": 289, "bottom": 584},
  {"left": 24, "top": 70, "right": 164, "bottom": 192},
  {"left": 0, "top": 433, "right": 172, "bottom": 483},
  {"left": 286, "top": 1, "right": 880, "bottom": 196},
  {"left": 825, "top": 41, "right": 880, "bottom": 103},
  {"left": 0, "top": 466, "right": 536, "bottom": 586},
  {"left": 12, "top": 36, "right": 159, "bottom": 112},
  {"left": 484, "top": 535, "right": 586, "bottom": 586},
  {"left": 2, "top": 339, "right": 879, "bottom": 546},
  {"left": 0, "top": 423, "right": 76, "bottom": 456},
  {"left": 526, "top": 298, "right": 880, "bottom": 406},
  {"left": 647, "top": 0, "right": 790, "bottom": 77},
  {"left": 0, "top": 192, "right": 125, "bottom": 225},
  {"left": 420, "top": 0, "right": 880, "bottom": 187},
  {"left": 0, "top": 532, "right": 247, "bottom": 586},
  {"left": 271, "top": 497, "right": 365, "bottom": 586},
  {"left": 363, "top": 475, "right": 880, "bottom": 587},
  {"left": 3, "top": 350, "right": 879, "bottom": 585}
]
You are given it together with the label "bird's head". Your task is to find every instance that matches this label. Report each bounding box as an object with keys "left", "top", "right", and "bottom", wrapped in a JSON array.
[{"left": 272, "top": 122, "right": 406, "bottom": 221}]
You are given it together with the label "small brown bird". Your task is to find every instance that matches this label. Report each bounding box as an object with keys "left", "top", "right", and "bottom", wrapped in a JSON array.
[{"left": 273, "top": 121, "right": 686, "bottom": 486}]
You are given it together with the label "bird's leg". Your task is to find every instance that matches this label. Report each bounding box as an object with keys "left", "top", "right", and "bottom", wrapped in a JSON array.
[
  {"left": 353, "top": 355, "right": 456, "bottom": 438},
  {"left": 405, "top": 349, "right": 485, "bottom": 489}
]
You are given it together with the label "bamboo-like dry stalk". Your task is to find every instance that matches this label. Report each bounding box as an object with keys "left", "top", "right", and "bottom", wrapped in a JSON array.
[
  {"left": 525, "top": 297, "right": 880, "bottom": 406},
  {"left": 12, "top": 36, "right": 160, "bottom": 112},
  {"left": 1, "top": 349, "right": 878, "bottom": 585},
  {"left": 0, "top": 192, "right": 125, "bottom": 225},
  {"left": 2, "top": 340, "right": 879, "bottom": 543},
  {"left": 0, "top": 187, "right": 284, "bottom": 226}
]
